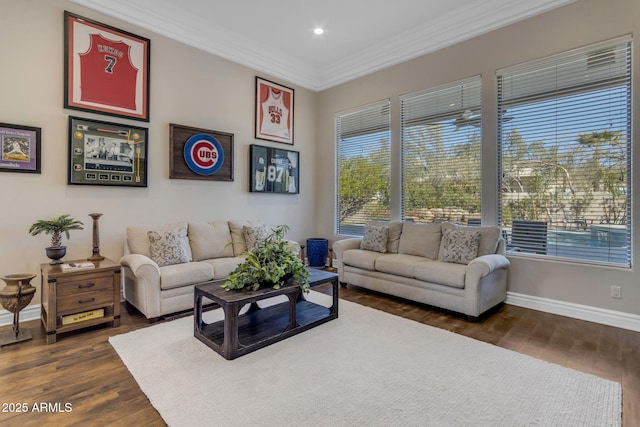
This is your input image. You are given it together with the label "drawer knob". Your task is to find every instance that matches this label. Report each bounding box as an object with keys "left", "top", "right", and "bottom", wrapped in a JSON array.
[
  {"left": 78, "top": 298, "right": 95, "bottom": 304},
  {"left": 78, "top": 283, "right": 95, "bottom": 289}
]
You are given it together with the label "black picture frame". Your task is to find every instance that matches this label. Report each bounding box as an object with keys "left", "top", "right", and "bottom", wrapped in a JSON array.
[
  {"left": 68, "top": 116, "right": 148, "bottom": 187},
  {"left": 169, "top": 124, "right": 234, "bottom": 181},
  {"left": 249, "top": 144, "right": 299, "bottom": 194},
  {"left": 0, "top": 122, "right": 41, "bottom": 173},
  {"left": 64, "top": 11, "right": 151, "bottom": 122}
]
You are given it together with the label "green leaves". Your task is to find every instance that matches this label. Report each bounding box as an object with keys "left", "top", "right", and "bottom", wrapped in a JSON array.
[
  {"left": 223, "top": 225, "right": 310, "bottom": 293},
  {"left": 28, "top": 214, "right": 84, "bottom": 248}
]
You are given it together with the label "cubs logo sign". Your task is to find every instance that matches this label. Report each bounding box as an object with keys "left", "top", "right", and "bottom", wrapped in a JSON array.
[{"left": 183, "top": 133, "right": 224, "bottom": 176}]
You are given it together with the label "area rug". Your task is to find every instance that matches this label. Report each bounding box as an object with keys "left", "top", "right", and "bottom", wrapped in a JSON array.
[{"left": 109, "top": 292, "right": 621, "bottom": 427}]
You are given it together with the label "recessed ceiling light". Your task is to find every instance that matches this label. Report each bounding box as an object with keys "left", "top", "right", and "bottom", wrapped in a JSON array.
[{"left": 314, "top": 27, "right": 324, "bottom": 35}]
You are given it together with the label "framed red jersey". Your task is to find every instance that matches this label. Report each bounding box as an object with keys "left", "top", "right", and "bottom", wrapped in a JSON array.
[
  {"left": 255, "top": 77, "right": 294, "bottom": 145},
  {"left": 64, "top": 11, "right": 150, "bottom": 122}
]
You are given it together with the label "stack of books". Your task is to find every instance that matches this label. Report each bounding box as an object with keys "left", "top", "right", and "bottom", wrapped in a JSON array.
[{"left": 61, "top": 261, "right": 95, "bottom": 272}]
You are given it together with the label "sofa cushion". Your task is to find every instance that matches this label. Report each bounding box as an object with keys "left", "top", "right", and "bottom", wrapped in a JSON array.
[
  {"left": 398, "top": 222, "right": 442, "bottom": 260},
  {"left": 229, "top": 220, "right": 266, "bottom": 256},
  {"left": 159, "top": 262, "right": 214, "bottom": 290},
  {"left": 202, "top": 257, "right": 244, "bottom": 280},
  {"left": 243, "top": 224, "right": 267, "bottom": 251},
  {"left": 367, "top": 221, "right": 403, "bottom": 253},
  {"left": 414, "top": 260, "right": 466, "bottom": 289},
  {"left": 440, "top": 222, "right": 501, "bottom": 257},
  {"left": 439, "top": 228, "right": 481, "bottom": 265},
  {"left": 127, "top": 221, "right": 188, "bottom": 258},
  {"left": 147, "top": 225, "right": 192, "bottom": 267},
  {"left": 360, "top": 225, "right": 389, "bottom": 253},
  {"left": 375, "top": 253, "right": 425, "bottom": 278},
  {"left": 188, "top": 221, "right": 234, "bottom": 261},
  {"left": 342, "top": 249, "right": 385, "bottom": 271}
]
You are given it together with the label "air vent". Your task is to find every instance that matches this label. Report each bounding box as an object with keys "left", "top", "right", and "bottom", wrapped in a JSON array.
[{"left": 587, "top": 49, "right": 615, "bottom": 68}]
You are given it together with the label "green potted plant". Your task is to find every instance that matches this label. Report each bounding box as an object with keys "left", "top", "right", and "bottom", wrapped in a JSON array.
[
  {"left": 29, "top": 214, "right": 84, "bottom": 264},
  {"left": 223, "top": 225, "right": 309, "bottom": 292}
]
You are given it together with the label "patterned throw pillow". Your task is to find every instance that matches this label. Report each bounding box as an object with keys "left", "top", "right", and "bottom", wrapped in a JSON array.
[
  {"left": 243, "top": 225, "right": 267, "bottom": 251},
  {"left": 360, "top": 225, "right": 389, "bottom": 253},
  {"left": 148, "top": 227, "right": 192, "bottom": 267},
  {"left": 439, "top": 228, "right": 481, "bottom": 265}
]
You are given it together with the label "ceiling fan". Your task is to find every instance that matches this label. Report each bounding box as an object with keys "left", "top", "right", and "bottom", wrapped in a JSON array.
[
  {"left": 452, "top": 109, "right": 512, "bottom": 130},
  {"left": 453, "top": 109, "right": 481, "bottom": 130}
]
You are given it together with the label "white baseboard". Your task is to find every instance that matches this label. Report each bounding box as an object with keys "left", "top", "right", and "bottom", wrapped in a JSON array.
[
  {"left": 0, "top": 304, "right": 41, "bottom": 327},
  {"left": 506, "top": 292, "right": 640, "bottom": 332}
]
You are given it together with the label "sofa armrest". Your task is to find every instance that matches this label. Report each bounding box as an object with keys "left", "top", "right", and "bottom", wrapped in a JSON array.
[
  {"left": 466, "top": 254, "right": 510, "bottom": 278},
  {"left": 119, "top": 254, "right": 162, "bottom": 319},
  {"left": 333, "top": 238, "right": 362, "bottom": 282},
  {"left": 464, "top": 254, "right": 510, "bottom": 317}
]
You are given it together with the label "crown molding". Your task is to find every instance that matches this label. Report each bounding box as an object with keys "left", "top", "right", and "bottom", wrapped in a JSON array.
[{"left": 70, "top": 0, "right": 575, "bottom": 92}]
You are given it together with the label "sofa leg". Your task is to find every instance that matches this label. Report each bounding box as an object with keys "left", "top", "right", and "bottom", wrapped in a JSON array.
[
  {"left": 466, "top": 315, "right": 479, "bottom": 322},
  {"left": 339, "top": 281, "right": 347, "bottom": 287}
]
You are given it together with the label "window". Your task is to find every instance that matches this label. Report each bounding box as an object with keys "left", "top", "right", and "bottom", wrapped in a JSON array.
[
  {"left": 335, "top": 100, "right": 391, "bottom": 236},
  {"left": 400, "top": 77, "right": 482, "bottom": 224},
  {"left": 497, "top": 37, "right": 631, "bottom": 266}
]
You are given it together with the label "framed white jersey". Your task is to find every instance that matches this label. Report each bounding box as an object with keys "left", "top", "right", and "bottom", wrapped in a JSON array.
[{"left": 255, "top": 77, "right": 294, "bottom": 145}]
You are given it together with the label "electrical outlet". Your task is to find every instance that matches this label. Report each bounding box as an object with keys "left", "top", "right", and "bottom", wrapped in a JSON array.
[{"left": 611, "top": 286, "right": 622, "bottom": 299}]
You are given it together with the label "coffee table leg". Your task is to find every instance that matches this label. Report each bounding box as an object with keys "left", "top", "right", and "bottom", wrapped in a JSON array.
[
  {"left": 222, "top": 303, "right": 240, "bottom": 360},
  {"left": 330, "top": 277, "right": 339, "bottom": 317},
  {"left": 194, "top": 292, "right": 203, "bottom": 331},
  {"left": 285, "top": 293, "right": 299, "bottom": 331}
]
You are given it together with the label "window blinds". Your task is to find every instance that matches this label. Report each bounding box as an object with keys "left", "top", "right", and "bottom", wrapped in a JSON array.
[
  {"left": 335, "top": 100, "right": 391, "bottom": 236},
  {"left": 497, "top": 37, "right": 631, "bottom": 266},
  {"left": 400, "top": 77, "right": 482, "bottom": 224}
]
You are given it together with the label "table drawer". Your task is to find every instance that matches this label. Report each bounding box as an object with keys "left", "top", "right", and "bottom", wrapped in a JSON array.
[
  {"left": 56, "top": 276, "right": 113, "bottom": 297},
  {"left": 57, "top": 289, "right": 113, "bottom": 313}
]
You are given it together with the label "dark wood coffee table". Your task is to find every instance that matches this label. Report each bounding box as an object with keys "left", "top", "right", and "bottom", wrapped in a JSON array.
[{"left": 194, "top": 268, "right": 338, "bottom": 360}]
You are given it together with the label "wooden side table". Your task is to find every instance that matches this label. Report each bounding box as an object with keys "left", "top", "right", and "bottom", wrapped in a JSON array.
[{"left": 40, "top": 258, "right": 121, "bottom": 344}]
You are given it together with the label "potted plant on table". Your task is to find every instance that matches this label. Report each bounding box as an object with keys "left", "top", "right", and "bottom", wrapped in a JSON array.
[
  {"left": 29, "top": 214, "right": 84, "bottom": 264},
  {"left": 223, "top": 225, "right": 310, "bottom": 292}
]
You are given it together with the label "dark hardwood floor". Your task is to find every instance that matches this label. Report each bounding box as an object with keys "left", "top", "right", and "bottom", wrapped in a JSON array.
[{"left": 0, "top": 285, "right": 638, "bottom": 426}]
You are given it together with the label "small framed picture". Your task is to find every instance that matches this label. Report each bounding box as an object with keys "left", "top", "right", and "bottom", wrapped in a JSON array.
[
  {"left": 255, "top": 77, "right": 294, "bottom": 145},
  {"left": 64, "top": 11, "right": 151, "bottom": 121},
  {"left": 68, "top": 116, "right": 148, "bottom": 187},
  {"left": 0, "top": 123, "right": 41, "bottom": 173},
  {"left": 249, "top": 144, "right": 299, "bottom": 194},
  {"left": 169, "top": 124, "right": 234, "bottom": 181}
]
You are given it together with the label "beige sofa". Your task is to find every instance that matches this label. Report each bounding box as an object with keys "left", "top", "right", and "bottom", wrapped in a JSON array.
[
  {"left": 333, "top": 221, "right": 509, "bottom": 319},
  {"left": 120, "top": 220, "right": 299, "bottom": 319}
]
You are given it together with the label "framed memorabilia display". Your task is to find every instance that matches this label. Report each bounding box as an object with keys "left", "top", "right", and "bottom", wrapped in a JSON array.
[
  {"left": 249, "top": 144, "right": 299, "bottom": 194},
  {"left": 68, "top": 116, "right": 148, "bottom": 187},
  {"left": 0, "top": 123, "right": 41, "bottom": 173},
  {"left": 169, "top": 124, "right": 233, "bottom": 181},
  {"left": 255, "top": 77, "right": 294, "bottom": 145},
  {"left": 64, "top": 11, "right": 151, "bottom": 121}
]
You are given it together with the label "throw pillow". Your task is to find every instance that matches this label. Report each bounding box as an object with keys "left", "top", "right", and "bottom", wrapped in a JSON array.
[
  {"left": 367, "top": 220, "right": 403, "bottom": 253},
  {"left": 228, "top": 220, "right": 265, "bottom": 256},
  {"left": 439, "top": 228, "right": 481, "bottom": 265},
  {"left": 360, "top": 225, "right": 389, "bottom": 253},
  {"left": 243, "top": 224, "right": 267, "bottom": 251},
  {"left": 397, "top": 222, "right": 442, "bottom": 259},
  {"left": 147, "top": 226, "right": 192, "bottom": 267},
  {"left": 440, "top": 222, "right": 501, "bottom": 256}
]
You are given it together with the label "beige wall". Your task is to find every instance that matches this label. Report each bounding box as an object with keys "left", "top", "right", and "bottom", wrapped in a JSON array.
[
  {"left": 0, "top": 0, "right": 317, "bottom": 301},
  {"left": 316, "top": 0, "right": 640, "bottom": 316},
  {"left": 2, "top": 0, "right": 639, "bottom": 319}
]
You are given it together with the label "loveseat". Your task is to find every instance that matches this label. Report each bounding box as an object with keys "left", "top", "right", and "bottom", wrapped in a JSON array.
[
  {"left": 333, "top": 221, "right": 509, "bottom": 319},
  {"left": 120, "top": 220, "right": 299, "bottom": 319}
]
